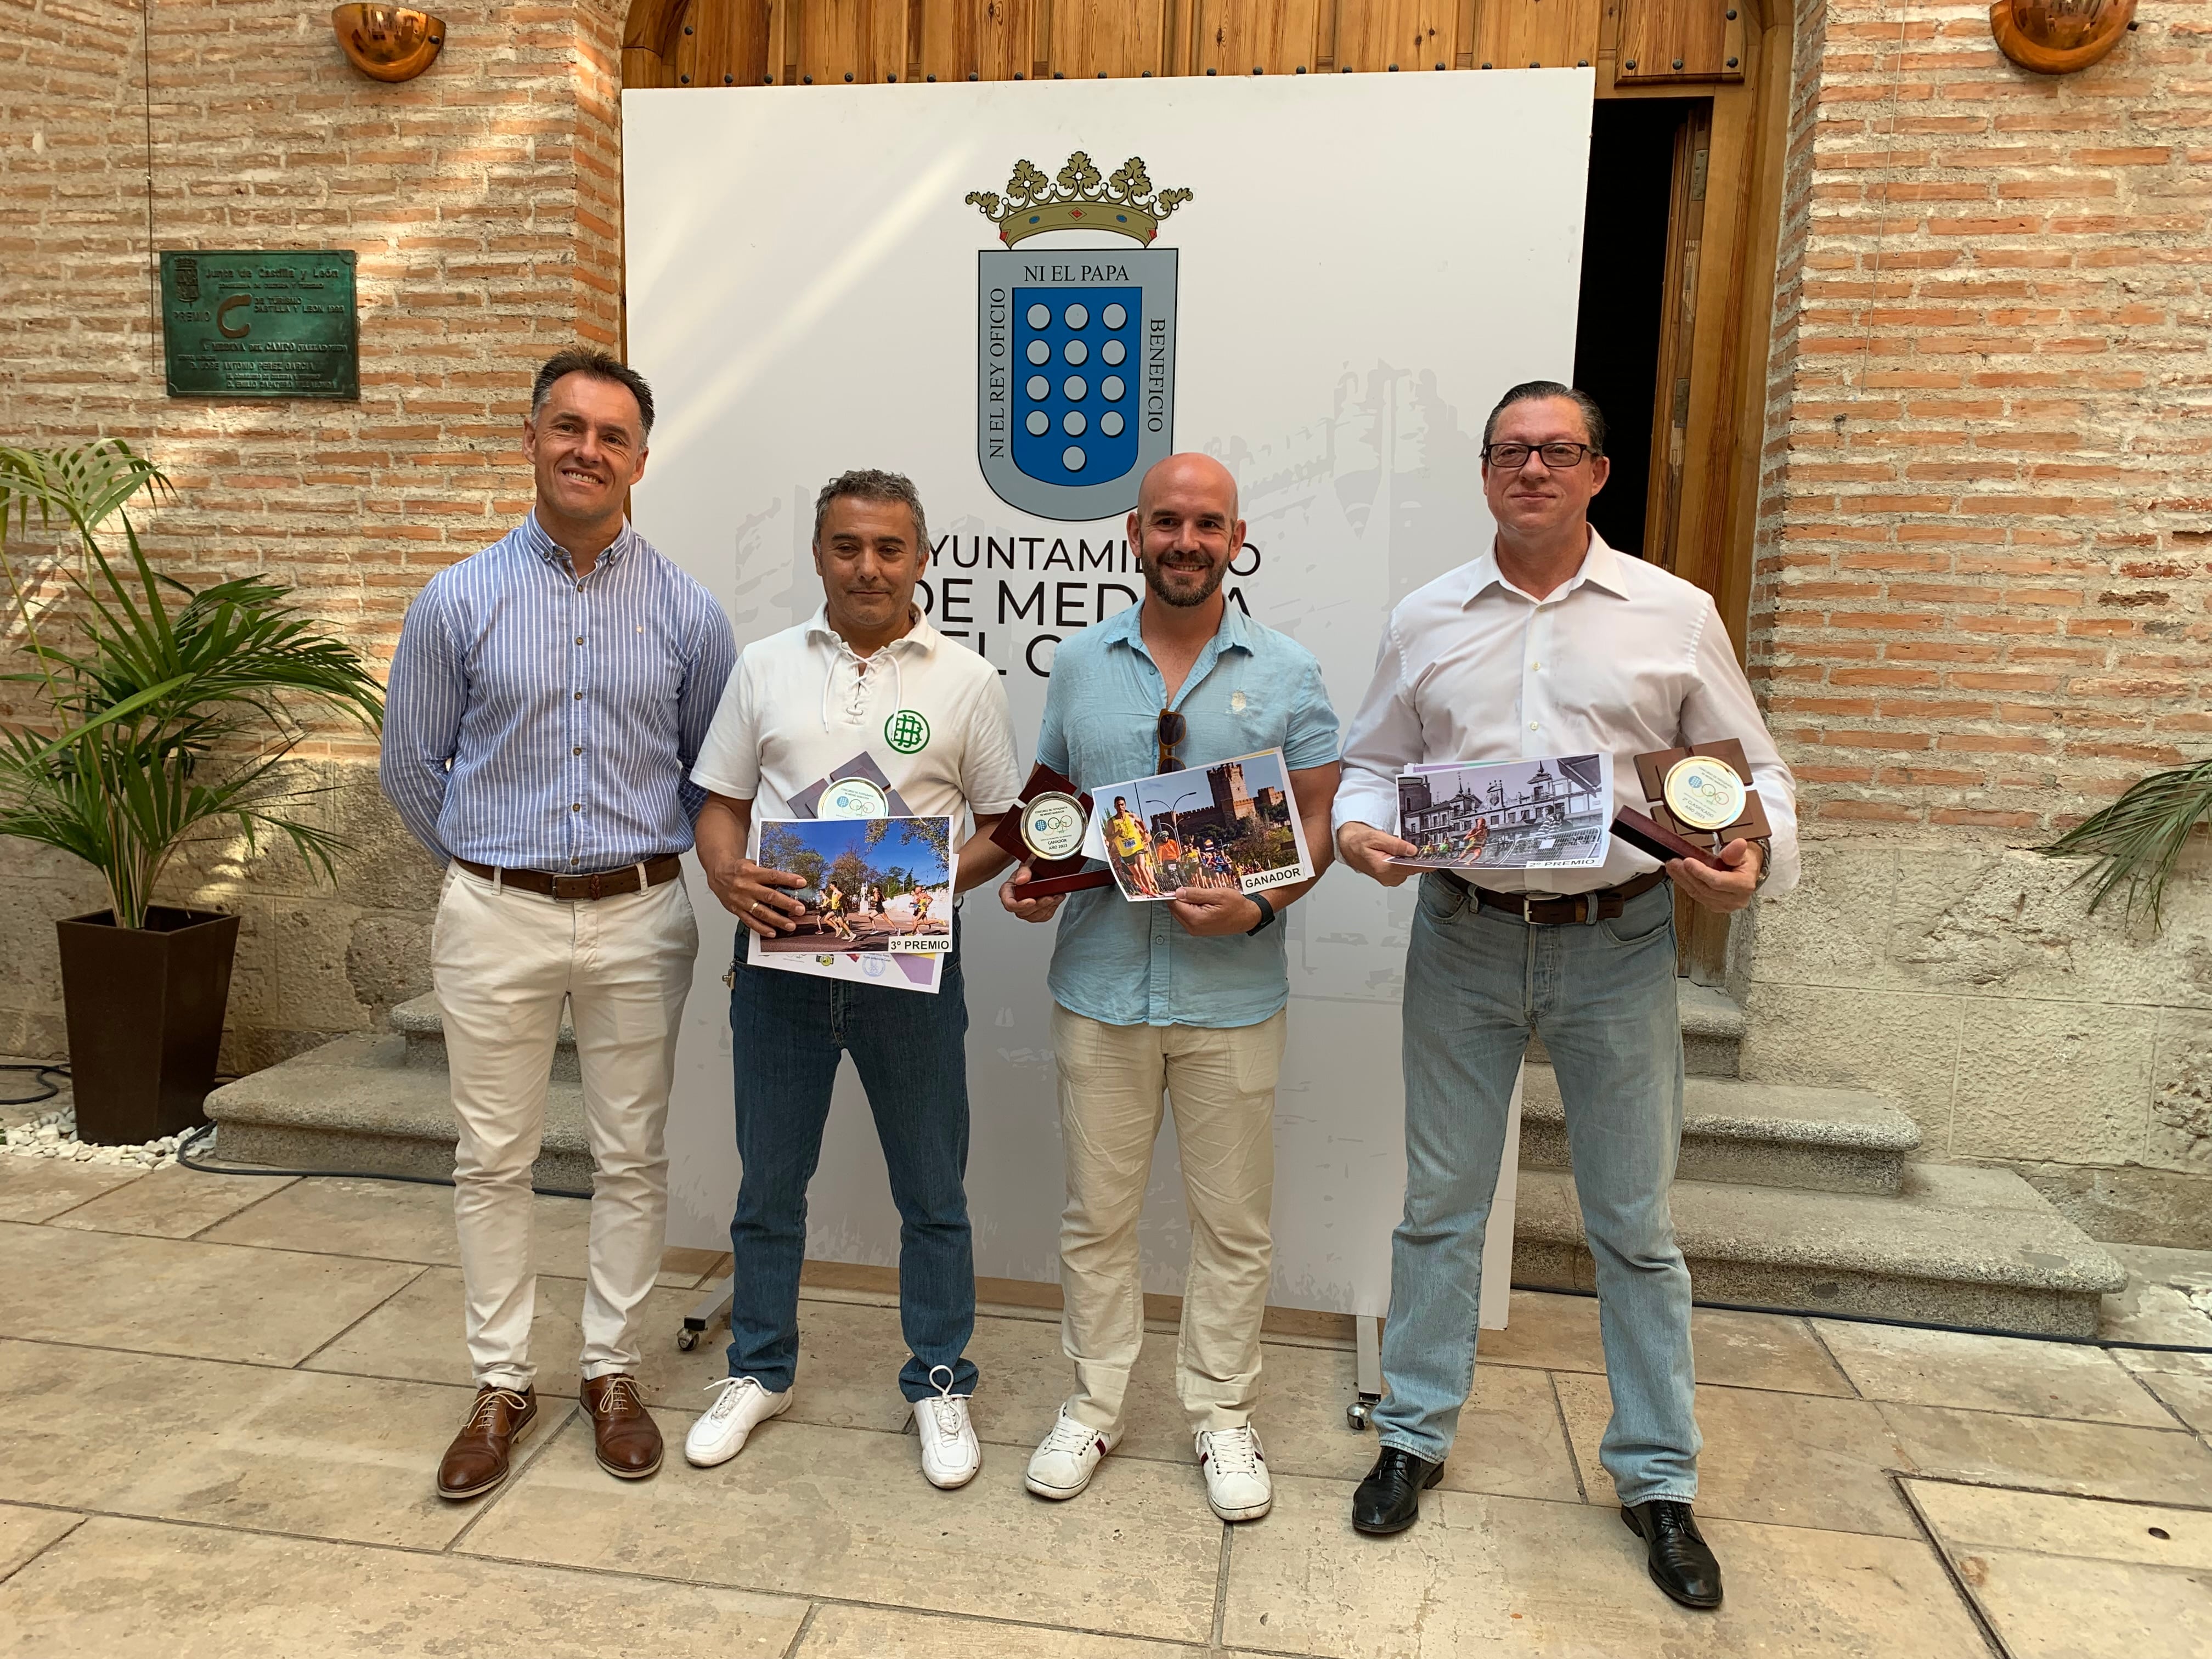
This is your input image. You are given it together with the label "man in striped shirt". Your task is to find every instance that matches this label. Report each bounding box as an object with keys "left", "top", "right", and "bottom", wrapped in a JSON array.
[{"left": 381, "top": 348, "right": 737, "bottom": 1501}]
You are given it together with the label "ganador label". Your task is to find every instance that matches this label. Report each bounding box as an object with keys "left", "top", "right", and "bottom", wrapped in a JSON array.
[
  {"left": 159, "top": 250, "right": 359, "bottom": 400},
  {"left": 968, "top": 153, "right": 1187, "bottom": 522}
]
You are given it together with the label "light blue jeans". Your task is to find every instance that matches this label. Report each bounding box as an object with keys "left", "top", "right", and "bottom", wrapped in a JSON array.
[{"left": 1372, "top": 873, "right": 1700, "bottom": 1505}]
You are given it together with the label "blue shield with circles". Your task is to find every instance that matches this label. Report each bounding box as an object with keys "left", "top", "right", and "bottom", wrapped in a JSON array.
[{"left": 977, "top": 249, "right": 1177, "bottom": 521}]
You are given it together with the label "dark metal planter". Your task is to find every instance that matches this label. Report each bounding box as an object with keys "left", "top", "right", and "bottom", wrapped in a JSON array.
[{"left": 55, "top": 906, "right": 240, "bottom": 1145}]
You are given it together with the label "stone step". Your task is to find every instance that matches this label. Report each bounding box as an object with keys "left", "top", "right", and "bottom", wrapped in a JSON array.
[
  {"left": 204, "top": 1033, "right": 592, "bottom": 1193},
  {"left": 391, "top": 992, "right": 577, "bottom": 1081},
  {"left": 1528, "top": 979, "right": 1745, "bottom": 1079},
  {"left": 1511, "top": 1163, "right": 2128, "bottom": 1338},
  {"left": 1517, "top": 1064, "right": 1920, "bottom": 1195}
]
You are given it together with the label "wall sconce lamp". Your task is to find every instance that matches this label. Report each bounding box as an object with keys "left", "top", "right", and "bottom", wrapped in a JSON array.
[
  {"left": 1990, "top": 0, "right": 2136, "bottom": 74},
  {"left": 331, "top": 4, "right": 446, "bottom": 82}
]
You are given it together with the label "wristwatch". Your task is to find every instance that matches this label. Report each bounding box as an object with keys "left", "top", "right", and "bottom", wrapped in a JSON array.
[
  {"left": 1245, "top": 893, "right": 1278, "bottom": 935},
  {"left": 1750, "top": 837, "right": 1773, "bottom": 891}
]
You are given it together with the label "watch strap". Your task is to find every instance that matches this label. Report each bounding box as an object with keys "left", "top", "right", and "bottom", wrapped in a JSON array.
[{"left": 1245, "top": 892, "right": 1278, "bottom": 935}]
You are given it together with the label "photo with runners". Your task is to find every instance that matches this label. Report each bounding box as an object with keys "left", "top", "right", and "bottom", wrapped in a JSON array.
[
  {"left": 746, "top": 816, "right": 955, "bottom": 955},
  {"left": 1088, "top": 748, "right": 1316, "bottom": 902}
]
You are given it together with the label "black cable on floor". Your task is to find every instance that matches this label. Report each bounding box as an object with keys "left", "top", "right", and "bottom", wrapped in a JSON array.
[
  {"left": 0, "top": 1062, "right": 69, "bottom": 1108},
  {"left": 1514, "top": 1280, "right": 2212, "bottom": 1357},
  {"left": 174, "top": 1123, "right": 592, "bottom": 1200}
]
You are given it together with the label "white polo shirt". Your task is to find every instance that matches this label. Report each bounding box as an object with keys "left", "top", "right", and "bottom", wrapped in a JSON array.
[{"left": 690, "top": 607, "right": 1022, "bottom": 849}]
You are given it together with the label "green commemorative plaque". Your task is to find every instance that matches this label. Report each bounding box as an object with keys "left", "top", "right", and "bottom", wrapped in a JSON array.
[{"left": 160, "top": 250, "right": 358, "bottom": 399}]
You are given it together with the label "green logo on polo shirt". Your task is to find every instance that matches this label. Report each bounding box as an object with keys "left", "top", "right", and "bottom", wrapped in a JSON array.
[{"left": 884, "top": 709, "right": 930, "bottom": 754}]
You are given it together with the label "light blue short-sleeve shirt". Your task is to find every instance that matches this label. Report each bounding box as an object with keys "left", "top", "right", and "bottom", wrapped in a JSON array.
[{"left": 1036, "top": 601, "right": 1340, "bottom": 1029}]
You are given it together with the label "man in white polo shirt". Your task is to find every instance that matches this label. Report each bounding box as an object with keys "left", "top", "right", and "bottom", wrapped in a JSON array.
[{"left": 682, "top": 470, "right": 1022, "bottom": 1490}]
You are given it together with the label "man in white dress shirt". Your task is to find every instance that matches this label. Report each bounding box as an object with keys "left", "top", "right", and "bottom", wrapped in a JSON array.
[{"left": 1332, "top": 383, "right": 1798, "bottom": 1610}]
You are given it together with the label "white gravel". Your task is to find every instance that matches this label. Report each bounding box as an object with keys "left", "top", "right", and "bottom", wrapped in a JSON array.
[{"left": 0, "top": 1108, "right": 179, "bottom": 1169}]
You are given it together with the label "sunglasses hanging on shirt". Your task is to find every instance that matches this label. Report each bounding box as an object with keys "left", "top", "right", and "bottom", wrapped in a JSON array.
[{"left": 1156, "top": 708, "right": 1186, "bottom": 777}]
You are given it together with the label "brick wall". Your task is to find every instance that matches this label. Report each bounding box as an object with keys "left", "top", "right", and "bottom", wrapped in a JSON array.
[
  {"left": 1742, "top": 0, "right": 2212, "bottom": 1246},
  {"left": 0, "top": 0, "right": 627, "bottom": 1068}
]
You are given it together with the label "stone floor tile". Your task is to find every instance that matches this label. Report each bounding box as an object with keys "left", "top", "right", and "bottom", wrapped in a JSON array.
[
  {"left": 1257, "top": 1343, "right": 1583, "bottom": 1503},
  {"left": 461, "top": 1413, "right": 1224, "bottom": 1643},
  {"left": 2098, "top": 1267, "right": 2212, "bottom": 1348},
  {"left": 199, "top": 1176, "right": 594, "bottom": 1272},
  {"left": 307, "top": 1268, "right": 731, "bottom": 1401},
  {"left": 0, "top": 1221, "right": 421, "bottom": 1367},
  {"left": 1221, "top": 1471, "right": 1987, "bottom": 1658},
  {"left": 44, "top": 1165, "right": 295, "bottom": 1240},
  {"left": 1466, "top": 1290, "right": 1607, "bottom": 1372},
  {"left": 1471, "top": 1291, "right": 1852, "bottom": 1395},
  {"left": 0, "top": 1337, "right": 528, "bottom": 1549},
  {"left": 1906, "top": 1481, "right": 2212, "bottom": 1659},
  {"left": 1551, "top": 1373, "right": 1918, "bottom": 1538},
  {"left": 1813, "top": 1320, "right": 2174, "bottom": 1426},
  {"left": 1951, "top": 1551, "right": 2211, "bottom": 1659},
  {"left": 1880, "top": 1401, "right": 2212, "bottom": 1506},
  {"left": 0, "top": 1504, "right": 80, "bottom": 1581},
  {"left": 0, "top": 1159, "right": 145, "bottom": 1224},
  {"left": 0, "top": 1515, "right": 809, "bottom": 1659},
  {"left": 794, "top": 1604, "right": 1205, "bottom": 1657},
  {"left": 1906, "top": 1479, "right": 2212, "bottom": 1570},
  {"left": 2115, "top": 1349, "right": 2212, "bottom": 1434}
]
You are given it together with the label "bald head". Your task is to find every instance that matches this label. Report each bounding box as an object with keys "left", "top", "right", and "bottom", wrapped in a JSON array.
[
  {"left": 1137, "top": 453, "right": 1239, "bottom": 521},
  {"left": 1128, "top": 452, "right": 1245, "bottom": 612}
]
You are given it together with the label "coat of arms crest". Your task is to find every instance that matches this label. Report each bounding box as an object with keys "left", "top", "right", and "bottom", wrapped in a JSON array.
[{"left": 967, "top": 153, "right": 1191, "bottom": 521}]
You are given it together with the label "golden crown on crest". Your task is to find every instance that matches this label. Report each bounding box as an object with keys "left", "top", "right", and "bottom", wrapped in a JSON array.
[{"left": 966, "top": 152, "right": 1193, "bottom": 248}]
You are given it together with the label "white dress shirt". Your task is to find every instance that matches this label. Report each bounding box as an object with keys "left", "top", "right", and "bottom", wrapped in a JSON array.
[
  {"left": 690, "top": 608, "right": 1022, "bottom": 853},
  {"left": 1334, "top": 531, "right": 1799, "bottom": 897}
]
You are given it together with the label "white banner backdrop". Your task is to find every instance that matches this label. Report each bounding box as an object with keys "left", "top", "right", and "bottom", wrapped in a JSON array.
[{"left": 623, "top": 71, "right": 1590, "bottom": 1316}]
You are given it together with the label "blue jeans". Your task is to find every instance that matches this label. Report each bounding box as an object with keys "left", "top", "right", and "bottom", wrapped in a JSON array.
[
  {"left": 725, "top": 930, "right": 977, "bottom": 1404},
  {"left": 1373, "top": 874, "right": 1699, "bottom": 1505}
]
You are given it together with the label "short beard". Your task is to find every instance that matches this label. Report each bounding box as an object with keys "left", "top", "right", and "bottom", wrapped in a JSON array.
[{"left": 1141, "top": 555, "right": 1226, "bottom": 610}]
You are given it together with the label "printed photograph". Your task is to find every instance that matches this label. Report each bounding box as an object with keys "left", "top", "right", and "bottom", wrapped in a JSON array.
[
  {"left": 749, "top": 817, "right": 955, "bottom": 955},
  {"left": 1088, "top": 748, "right": 1313, "bottom": 902},
  {"left": 1393, "top": 754, "right": 1612, "bottom": 871}
]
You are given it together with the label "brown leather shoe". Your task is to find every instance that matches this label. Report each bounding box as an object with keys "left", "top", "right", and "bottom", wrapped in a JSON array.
[
  {"left": 582, "top": 1373, "right": 663, "bottom": 1480},
  {"left": 436, "top": 1385, "right": 538, "bottom": 1500}
]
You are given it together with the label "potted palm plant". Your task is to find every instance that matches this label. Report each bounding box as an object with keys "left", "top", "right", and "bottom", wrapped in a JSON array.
[{"left": 0, "top": 441, "right": 383, "bottom": 1143}]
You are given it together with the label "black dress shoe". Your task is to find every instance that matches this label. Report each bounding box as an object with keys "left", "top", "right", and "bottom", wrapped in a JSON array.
[
  {"left": 1351, "top": 1447, "right": 1444, "bottom": 1536},
  {"left": 1622, "top": 1499, "right": 1723, "bottom": 1610}
]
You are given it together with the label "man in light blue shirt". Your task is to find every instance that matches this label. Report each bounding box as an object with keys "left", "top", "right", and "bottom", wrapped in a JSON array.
[
  {"left": 1001, "top": 453, "right": 1339, "bottom": 1524},
  {"left": 381, "top": 348, "right": 735, "bottom": 1502}
]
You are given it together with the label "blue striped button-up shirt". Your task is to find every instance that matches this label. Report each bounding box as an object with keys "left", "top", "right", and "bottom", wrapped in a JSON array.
[{"left": 380, "top": 514, "right": 737, "bottom": 870}]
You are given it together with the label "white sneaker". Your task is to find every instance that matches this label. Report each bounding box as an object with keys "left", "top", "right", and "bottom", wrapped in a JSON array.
[
  {"left": 912, "top": 1365, "right": 981, "bottom": 1489},
  {"left": 1197, "top": 1425, "right": 1272, "bottom": 1521},
  {"left": 683, "top": 1375, "right": 790, "bottom": 1468},
  {"left": 1026, "top": 1407, "right": 1116, "bottom": 1501}
]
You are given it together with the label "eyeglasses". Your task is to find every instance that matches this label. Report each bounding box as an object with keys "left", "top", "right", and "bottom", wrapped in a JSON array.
[
  {"left": 1156, "top": 708, "right": 1186, "bottom": 775},
  {"left": 1482, "top": 442, "right": 1596, "bottom": 471}
]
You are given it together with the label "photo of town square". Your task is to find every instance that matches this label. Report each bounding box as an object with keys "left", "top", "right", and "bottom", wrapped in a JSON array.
[
  {"left": 1092, "top": 749, "right": 1312, "bottom": 901},
  {"left": 751, "top": 817, "right": 955, "bottom": 952},
  {"left": 1395, "top": 754, "right": 1612, "bottom": 871}
]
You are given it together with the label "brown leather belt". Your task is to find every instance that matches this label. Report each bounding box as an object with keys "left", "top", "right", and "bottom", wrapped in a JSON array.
[
  {"left": 1437, "top": 867, "right": 1668, "bottom": 926},
  {"left": 454, "top": 854, "right": 684, "bottom": 901}
]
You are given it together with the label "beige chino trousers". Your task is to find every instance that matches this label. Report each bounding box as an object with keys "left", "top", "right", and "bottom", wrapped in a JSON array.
[
  {"left": 432, "top": 864, "right": 697, "bottom": 1389},
  {"left": 1052, "top": 1005, "right": 1287, "bottom": 1437}
]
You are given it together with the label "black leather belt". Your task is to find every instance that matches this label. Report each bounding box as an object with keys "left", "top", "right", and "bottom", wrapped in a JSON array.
[
  {"left": 1436, "top": 867, "right": 1668, "bottom": 926},
  {"left": 454, "top": 854, "right": 684, "bottom": 901}
]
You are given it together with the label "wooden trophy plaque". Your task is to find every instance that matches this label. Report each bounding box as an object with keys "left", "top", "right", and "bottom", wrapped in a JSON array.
[
  {"left": 1612, "top": 739, "right": 1772, "bottom": 872},
  {"left": 990, "top": 763, "right": 1114, "bottom": 898}
]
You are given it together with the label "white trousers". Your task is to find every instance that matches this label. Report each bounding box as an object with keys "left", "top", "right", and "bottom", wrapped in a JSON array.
[
  {"left": 1051, "top": 1005, "right": 1286, "bottom": 1437},
  {"left": 431, "top": 865, "right": 698, "bottom": 1389}
]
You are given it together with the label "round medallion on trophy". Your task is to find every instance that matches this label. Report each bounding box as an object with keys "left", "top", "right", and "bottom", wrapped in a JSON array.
[
  {"left": 1020, "top": 792, "right": 1088, "bottom": 861},
  {"left": 1662, "top": 756, "right": 1747, "bottom": 832},
  {"left": 819, "top": 777, "right": 890, "bottom": 820}
]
